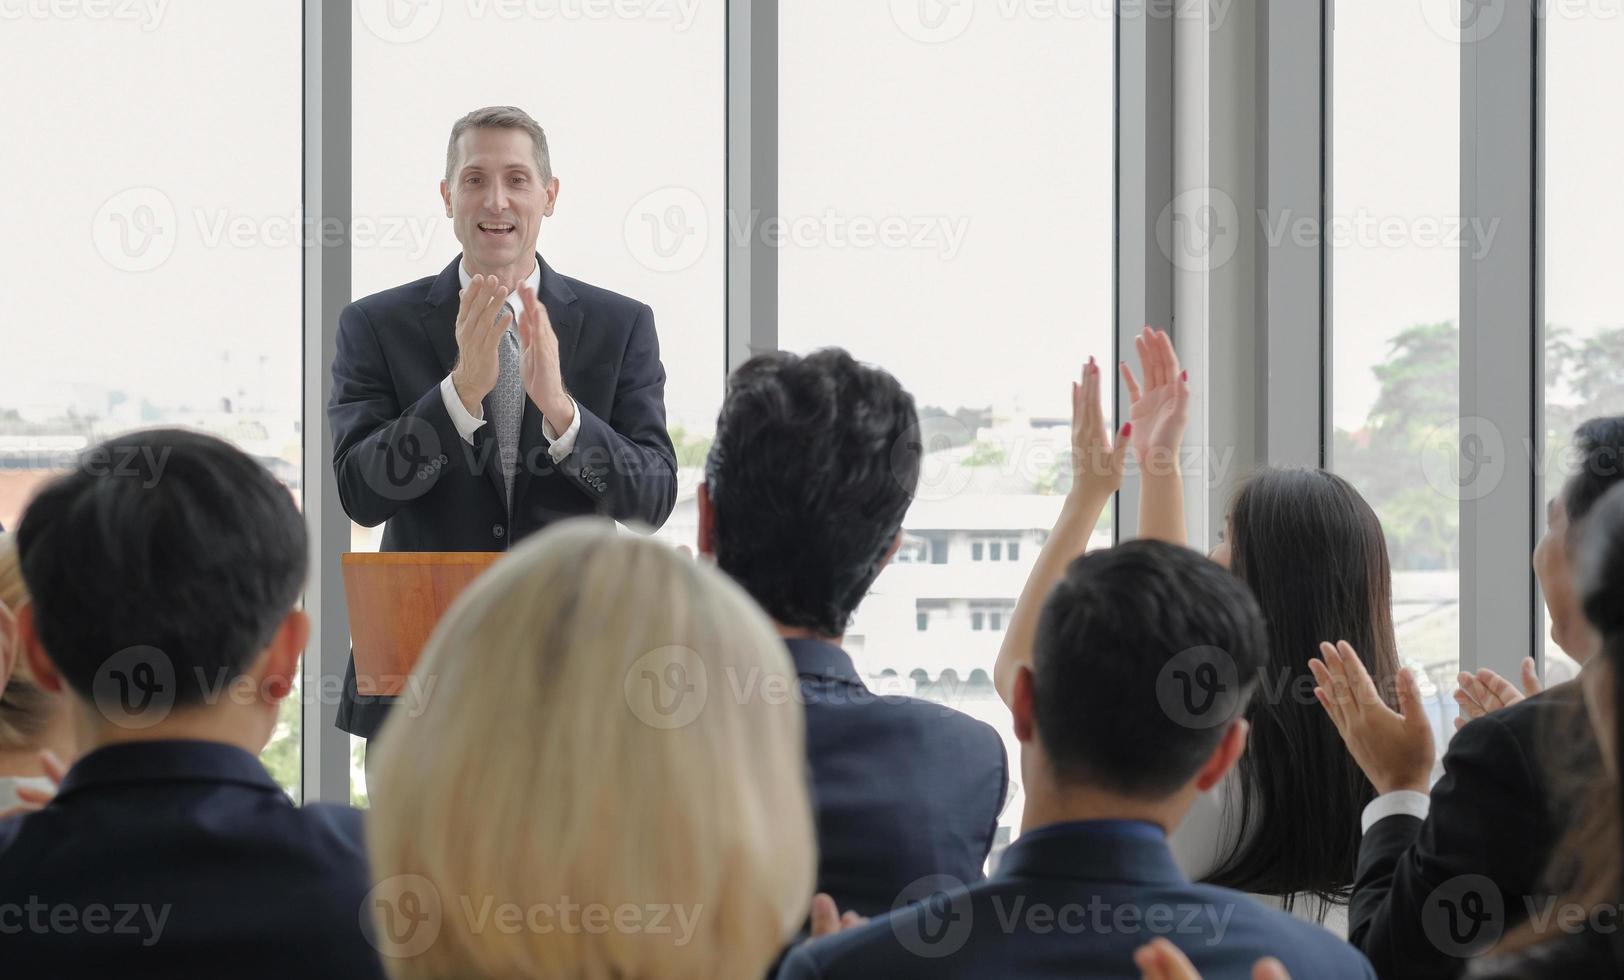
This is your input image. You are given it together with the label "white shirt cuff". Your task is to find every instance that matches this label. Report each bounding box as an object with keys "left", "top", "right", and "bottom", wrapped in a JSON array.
[
  {"left": 440, "top": 374, "right": 487, "bottom": 445},
  {"left": 543, "top": 398, "right": 582, "bottom": 462},
  {"left": 1361, "top": 790, "right": 1432, "bottom": 834}
]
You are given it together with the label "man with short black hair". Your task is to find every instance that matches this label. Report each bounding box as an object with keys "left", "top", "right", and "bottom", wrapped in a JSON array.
[
  {"left": 0, "top": 429, "right": 385, "bottom": 979},
  {"left": 781, "top": 541, "right": 1375, "bottom": 979},
  {"left": 698, "top": 348, "right": 1007, "bottom": 919}
]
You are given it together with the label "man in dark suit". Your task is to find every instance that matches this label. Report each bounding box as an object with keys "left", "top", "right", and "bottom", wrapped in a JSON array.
[
  {"left": 780, "top": 542, "right": 1375, "bottom": 979},
  {"left": 0, "top": 430, "right": 384, "bottom": 979},
  {"left": 328, "top": 106, "right": 677, "bottom": 739},
  {"left": 1327, "top": 416, "right": 1623, "bottom": 979},
  {"left": 697, "top": 349, "right": 1007, "bottom": 919}
]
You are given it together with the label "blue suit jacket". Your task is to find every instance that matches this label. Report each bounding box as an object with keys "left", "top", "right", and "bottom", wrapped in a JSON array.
[
  {"left": 328, "top": 254, "right": 678, "bottom": 736},
  {"left": 779, "top": 820, "right": 1377, "bottom": 980},
  {"left": 789, "top": 639, "right": 1007, "bottom": 919},
  {"left": 0, "top": 740, "right": 385, "bottom": 979}
]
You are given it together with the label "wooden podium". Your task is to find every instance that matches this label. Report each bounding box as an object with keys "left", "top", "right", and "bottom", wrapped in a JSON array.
[{"left": 341, "top": 552, "right": 502, "bottom": 696}]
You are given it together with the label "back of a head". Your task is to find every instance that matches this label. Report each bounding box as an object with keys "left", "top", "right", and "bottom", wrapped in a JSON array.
[
  {"left": 1210, "top": 467, "right": 1399, "bottom": 908},
  {"left": 1563, "top": 417, "right": 1624, "bottom": 532},
  {"left": 14, "top": 429, "right": 307, "bottom": 719},
  {"left": 0, "top": 533, "right": 55, "bottom": 753},
  {"left": 705, "top": 348, "right": 919, "bottom": 636},
  {"left": 1031, "top": 540, "right": 1267, "bottom": 800},
  {"left": 366, "top": 520, "right": 816, "bottom": 980}
]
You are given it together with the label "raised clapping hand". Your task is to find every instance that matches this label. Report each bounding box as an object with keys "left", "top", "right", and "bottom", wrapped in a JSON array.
[
  {"left": 1134, "top": 938, "right": 1292, "bottom": 980},
  {"left": 1071, "top": 356, "right": 1133, "bottom": 503},
  {"left": 1309, "top": 641, "right": 1435, "bottom": 796},
  {"left": 449, "top": 274, "right": 512, "bottom": 416},
  {"left": 516, "top": 283, "right": 576, "bottom": 434},
  {"left": 1453, "top": 658, "right": 1542, "bottom": 730},
  {"left": 1119, "top": 327, "right": 1190, "bottom": 478}
]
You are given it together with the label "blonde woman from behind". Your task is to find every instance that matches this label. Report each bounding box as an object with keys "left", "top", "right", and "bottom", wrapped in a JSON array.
[
  {"left": 0, "top": 532, "right": 72, "bottom": 815},
  {"left": 365, "top": 519, "right": 817, "bottom": 980}
]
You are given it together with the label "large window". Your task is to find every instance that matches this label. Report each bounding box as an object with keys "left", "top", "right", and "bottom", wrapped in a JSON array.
[
  {"left": 780, "top": 0, "right": 1116, "bottom": 850},
  {"left": 348, "top": 0, "right": 726, "bottom": 801},
  {"left": 1542, "top": 4, "right": 1624, "bottom": 683},
  {"left": 1331, "top": 2, "right": 1461, "bottom": 740},
  {"left": 0, "top": 8, "right": 303, "bottom": 794}
]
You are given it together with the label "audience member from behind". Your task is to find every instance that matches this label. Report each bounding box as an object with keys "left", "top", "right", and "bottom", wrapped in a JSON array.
[
  {"left": 366, "top": 520, "right": 815, "bottom": 979},
  {"left": 697, "top": 348, "right": 1007, "bottom": 918},
  {"left": 1314, "top": 416, "right": 1621, "bottom": 979},
  {"left": 0, "top": 533, "right": 72, "bottom": 814},
  {"left": 0, "top": 429, "right": 385, "bottom": 980},
  {"left": 1175, "top": 467, "right": 1401, "bottom": 928},
  {"left": 782, "top": 537, "right": 1375, "bottom": 979}
]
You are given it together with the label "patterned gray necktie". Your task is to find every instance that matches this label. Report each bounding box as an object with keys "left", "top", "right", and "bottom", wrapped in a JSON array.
[{"left": 491, "top": 306, "right": 523, "bottom": 513}]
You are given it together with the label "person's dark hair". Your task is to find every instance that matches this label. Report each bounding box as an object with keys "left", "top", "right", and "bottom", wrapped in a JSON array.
[
  {"left": 1562, "top": 416, "right": 1624, "bottom": 537},
  {"left": 1205, "top": 467, "right": 1401, "bottom": 917},
  {"left": 15, "top": 429, "right": 307, "bottom": 706},
  {"left": 1031, "top": 540, "right": 1268, "bottom": 799},
  {"left": 705, "top": 349, "right": 919, "bottom": 637}
]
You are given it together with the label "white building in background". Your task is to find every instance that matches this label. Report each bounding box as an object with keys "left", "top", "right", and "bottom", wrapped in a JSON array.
[{"left": 657, "top": 408, "right": 1110, "bottom": 686}]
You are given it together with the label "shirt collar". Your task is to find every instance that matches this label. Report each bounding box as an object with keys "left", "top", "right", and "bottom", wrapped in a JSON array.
[
  {"left": 995, "top": 819, "right": 1185, "bottom": 886},
  {"left": 457, "top": 256, "right": 543, "bottom": 328},
  {"left": 782, "top": 638, "right": 866, "bottom": 687},
  {"left": 54, "top": 739, "right": 286, "bottom": 801}
]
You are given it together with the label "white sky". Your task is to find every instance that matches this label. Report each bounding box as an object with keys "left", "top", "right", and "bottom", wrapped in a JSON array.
[{"left": 1, "top": 0, "right": 1619, "bottom": 437}]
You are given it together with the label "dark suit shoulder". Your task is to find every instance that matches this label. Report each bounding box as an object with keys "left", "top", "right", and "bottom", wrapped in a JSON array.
[
  {"left": 346, "top": 273, "right": 440, "bottom": 320},
  {"left": 558, "top": 273, "right": 652, "bottom": 320}
]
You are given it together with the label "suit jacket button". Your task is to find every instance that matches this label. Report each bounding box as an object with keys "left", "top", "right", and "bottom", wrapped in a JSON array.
[{"left": 492, "top": 524, "right": 505, "bottom": 539}]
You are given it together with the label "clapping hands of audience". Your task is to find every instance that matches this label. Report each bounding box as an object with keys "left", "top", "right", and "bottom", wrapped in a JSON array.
[
  {"left": 1309, "top": 641, "right": 1435, "bottom": 795},
  {"left": 1135, "top": 938, "right": 1292, "bottom": 980},
  {"left": 1119, "top": 327, "right": 1191, "bottom": 545},
  {"left": 993, "top": 356, "right": 1129, "bottom": 703},
  {"left": 1454, "top": 657, "right": 1542, "bottom": 730},
  {"left": 0, "top": 749, "right": 65, "bottom": 820}
]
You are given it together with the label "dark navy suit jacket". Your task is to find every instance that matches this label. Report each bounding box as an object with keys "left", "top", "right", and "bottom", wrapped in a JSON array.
[
  {"left": 0, "top": 740, "right": 385, "bottom": 979},
  {"left": 779, "top": 820, "right": 1376, "bottom": 980},
  {"left": 789, "top": 639, "right": 1007, "bottom": 919},
  {"left": 328, "top": 254, "right": 678, "bottom": 736}
]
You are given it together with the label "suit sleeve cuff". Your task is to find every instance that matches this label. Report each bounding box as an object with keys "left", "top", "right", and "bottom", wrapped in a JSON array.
[
  {"left": 439, "top": 374, "right": 486, "bottom": 445},
  {"left": 1361, "top": 790, "right": 1431, "bottom": 834},
  {"left": 543, "top": 397, "right": 582, "bottom": 462}
]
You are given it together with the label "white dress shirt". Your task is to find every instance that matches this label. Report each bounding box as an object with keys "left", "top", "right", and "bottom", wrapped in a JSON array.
[{"left": 437, "top": 259, "right": 582, "bottom": 462}]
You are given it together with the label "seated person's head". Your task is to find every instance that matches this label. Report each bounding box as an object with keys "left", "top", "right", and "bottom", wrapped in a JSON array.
[
  {"left": 366, "top": 520, "right": 816, "bottom": 980},
  {"left": 12, "top": 429, "right": 308, "bottom": 750},
  {"left": 0, "top": 533, "right": 73, "bottom": 770},
  {"left": 1204, "top": 467, "right": 1398, "bottom": 903},
  {"left": 1011, "top": 540, "right": 1268, "bottom": 826},
  {"left": 1537, "top": 416, "right": 1624, "bottom": 663},
  {"left": 698, "top": 348, "right": 918, "bottom": 638}
]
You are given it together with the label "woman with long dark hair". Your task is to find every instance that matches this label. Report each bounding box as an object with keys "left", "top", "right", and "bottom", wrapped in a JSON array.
[{"left": 1170, "top": 467, "right": 1403, "bottom": 927}]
